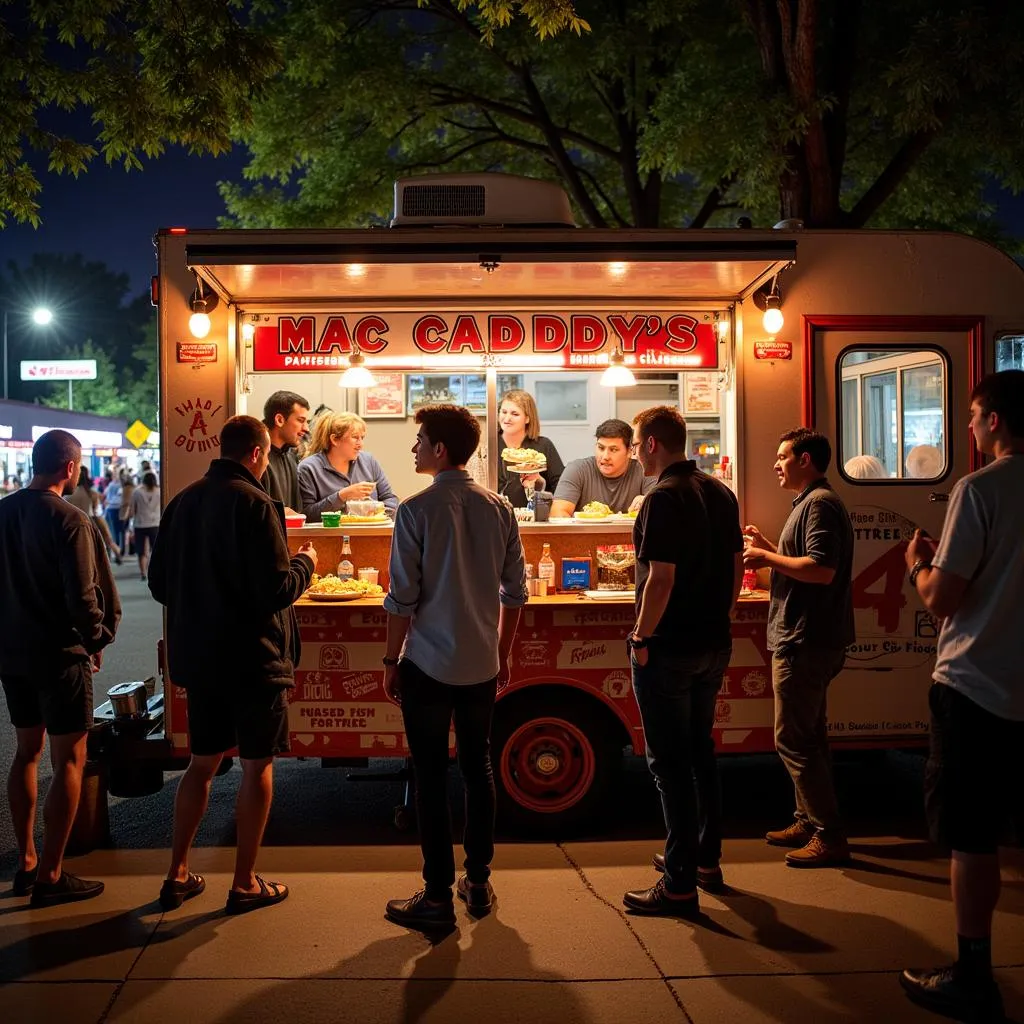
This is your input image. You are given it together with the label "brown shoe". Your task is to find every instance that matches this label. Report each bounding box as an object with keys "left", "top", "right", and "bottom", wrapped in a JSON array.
[
  {"left": 785, "top": 835, "right": 850, "bottom": 868},
  {"left": 765, "top": 822, "right": 815, "bottom": 848}
]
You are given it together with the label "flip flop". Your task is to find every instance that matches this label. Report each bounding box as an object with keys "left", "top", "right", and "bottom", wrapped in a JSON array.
[
  {"left": 159, "top": 872, "right": 206, "bottom": 910},
  {"left": 225, "top": 876, "right": 289, "bottom": 916}
]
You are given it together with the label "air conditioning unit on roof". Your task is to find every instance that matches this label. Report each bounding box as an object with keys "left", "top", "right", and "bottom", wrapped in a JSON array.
[{"left": 391, "top": 173, "right": 575, "bottom": 228}]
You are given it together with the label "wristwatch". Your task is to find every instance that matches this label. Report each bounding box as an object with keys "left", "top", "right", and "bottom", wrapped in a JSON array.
[
  {"left": 626, "top": 634, "right": 649, "bottom": 651},
  {"left": 382, "top": 657, "right": 400, "bottom": 666},
  {"left": 908, "top": 559, "right": 930, "bottom": 588}
]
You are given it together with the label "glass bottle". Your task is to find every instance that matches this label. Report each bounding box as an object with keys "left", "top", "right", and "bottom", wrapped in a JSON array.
[
  {"left": 337, "top": 535, "right": 354, "bottom": 581},
  {"left": 538, "top": 543, "right": 556, "bottom": 587}
]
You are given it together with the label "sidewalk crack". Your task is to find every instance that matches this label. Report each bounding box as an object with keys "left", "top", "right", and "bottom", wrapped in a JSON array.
[{"left": 95, "top": 909, "right": 165, "bottom": 1024}]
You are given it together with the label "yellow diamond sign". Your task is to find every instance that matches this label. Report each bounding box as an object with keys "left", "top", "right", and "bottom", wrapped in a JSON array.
[{"left": 126, "top": 419, "right": 153, "bottom": 449}]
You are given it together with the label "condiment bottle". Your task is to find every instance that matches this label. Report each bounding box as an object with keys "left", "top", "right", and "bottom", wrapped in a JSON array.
[
  {"left": 538, "top": 543, "right": 556, "bottom": 588},
  {"left": 337, "top": 535, "right": 354, "bottom": 581}
]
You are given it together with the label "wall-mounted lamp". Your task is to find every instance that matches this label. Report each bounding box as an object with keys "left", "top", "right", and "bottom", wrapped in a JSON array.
[
  {"left": 188, "top": 275, "right": 220, "bottom": 339},
  {"left": 600, "top": 347, "right": 637, "bottom": 388},
  {"left": 338, "top": 349, "right": 376, "bottom": 389},
  {"left": 240, "top": 321, "right": 256, "bottom": 342},
  {"left": 753, "top": 276, "right": 784, "bottom": 335}
]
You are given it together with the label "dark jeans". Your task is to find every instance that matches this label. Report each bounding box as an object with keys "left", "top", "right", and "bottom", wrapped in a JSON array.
[
  {"left": 632, "top": 643, "right": 732, "bottom": 894},
  {"left": 771, "top": 646, "right": 846, "bottom": 839},
  {"left": 105, "top": 508, "right": 125, "bottom": 550},
  {"left": 399, "top": 658, "right": 498, "bottom": 900}
]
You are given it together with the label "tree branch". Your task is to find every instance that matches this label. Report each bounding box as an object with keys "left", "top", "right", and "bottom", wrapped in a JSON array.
[
  {"left": 690, "top": 171, "right": 739, "bottom": 228},
  {"left": 575, "top": 164, "right": 630, "bottom": 227}
]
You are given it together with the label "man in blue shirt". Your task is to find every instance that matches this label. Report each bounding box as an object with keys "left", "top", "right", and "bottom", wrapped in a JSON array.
[{"left": 382, "top": 405, "right": 527, "bottom": 931}]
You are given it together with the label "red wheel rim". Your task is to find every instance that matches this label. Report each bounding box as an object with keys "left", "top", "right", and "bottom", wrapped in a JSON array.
[{"left": 499, "top": 716, "right": 596, "bottom": 814}]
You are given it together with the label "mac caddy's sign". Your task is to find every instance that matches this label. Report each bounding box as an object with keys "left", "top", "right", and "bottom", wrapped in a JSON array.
[{"left": 252, "top": 310, "right": 720, "bottom": 371}]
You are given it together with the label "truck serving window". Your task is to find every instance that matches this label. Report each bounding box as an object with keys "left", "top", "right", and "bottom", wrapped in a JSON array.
[
  {"left": 838, "top": 348, "right": 948, "bottom": 482},
  {"left": 995, "top": 334, "right": 1024, "bottom": 371}
]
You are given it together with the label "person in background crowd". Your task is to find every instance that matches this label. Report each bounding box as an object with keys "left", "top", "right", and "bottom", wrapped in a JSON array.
[
  {"left": 743, "top": 428, "right": 855, "bottom": 868},
  {"left": 103, "top": 470, "right": 124, "bottom": 559},
  {"left": 67, "top": 466, "right": 121, "bottom": 565},
  {"left": 621, "top": 407, "right": 743, "bottom": 918},
  {"left": 551, "top": 419, "right": 655, "bottom": 516},
  {"left": 148, "top": 416, "right": 317, "bottom": 915},
  {"left": 495, "top": 390, "right": 564, "bottom": 506},
  {"left": 383, "top": 405, "right": 526, "bottom": 931},
  {"left": 297, "top": 411, "right": 399, "bottom": 522},
  {"left": 843, "top": 454, "right": 887, "bottom": 479},
  {"left": 905, "top": 444, "right": 943, "bottom": 479},
  {"left": 0, "top": 430, "right": 120, "bottom": 905},
  {"left": 261, "top": 390, "right": 310, "bottom": 513},
  {"left": 131, "top": 472, "right": 162, "bottom": 582},
  {"left": 899, "top": 371, "right": 1024, "bottom": 1023},
  {"left": 119, "top": 471, "right": 136, "bottom": 558}
]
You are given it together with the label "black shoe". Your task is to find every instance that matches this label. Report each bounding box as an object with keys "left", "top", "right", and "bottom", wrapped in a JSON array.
[
  {"left": 30, "top": 871, "right": 104, "bottom": 907},
  {"left": 622, "top": 877, "right": 700, "bottom": 919},
  {"left": 900, "top": 965, "right": 1005, "bottom": 1023},
  {"left": 159, "top": 872, "right": 206, "bottom": 911},
  {"left": 386, "top": 890, "right": 456, "bottom": 932},
  {"left": 457, "top": 875, "right": 494, "bottom": 917},
  {"left": 652, "top": 854, "right": 725, "bottom": 894},
  {"left": 12, "top": 866, "right": 38, "bottom": 896}
]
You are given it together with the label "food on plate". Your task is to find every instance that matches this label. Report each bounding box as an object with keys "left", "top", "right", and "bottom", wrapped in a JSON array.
[
  {"left": 574, "top": 501, "right": 612, "bottom": 519},
  {"left": 306, "top": 574, "right": 384, "bottom": 597},
  {"left": 501, "top": 446, "right": 548, "bottom": 471},
  {"left": 337, "top": 513, "right": 391, "bottom": 524}
]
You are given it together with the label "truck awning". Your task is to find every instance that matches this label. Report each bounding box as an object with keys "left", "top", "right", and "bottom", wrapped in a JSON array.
[{"left": 181, "top": 230, "right": 796, "bottom": 305}]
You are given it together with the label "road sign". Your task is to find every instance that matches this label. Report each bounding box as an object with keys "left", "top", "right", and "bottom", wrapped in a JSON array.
[
  {"left": 20, "top": 359, "right": 98, "bottom": 381},
  {"left": 126, "top": 419, "right": 154, "bottom": 448}
]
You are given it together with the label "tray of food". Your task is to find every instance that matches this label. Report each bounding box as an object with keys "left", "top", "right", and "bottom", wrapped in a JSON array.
[
  {"left": 306, "top": 574, "right": 384, "bottom": 601},
  {"left": 502, "top": 447, "right": 548, "bottom": 473},
  {"left": 335, "top": 513, "right": 392, "bottom": 524},
  {"left": 573, "top": 501, "right": 613, "bottom": 519}
]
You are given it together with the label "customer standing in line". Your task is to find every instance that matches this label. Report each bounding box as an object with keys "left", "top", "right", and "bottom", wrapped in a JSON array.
[
  {"left": 382, "top": 405, "right": 527, "bottom": 931},
  {"left": 899, "top": 371, "right": 1024, "bottom": 1023},
  {"left": 621, "top": 406, "right": 743, "bottom": 918},
  {"left": 149, "top": 416, "right": 317, "bottom": 915},
  {"left": 0, "top": 430, "right": 120, "bottom": 905},
  {"left": 743, "top": 428, "right": 854, "bottom": 868},
  {"left": 130, "top": 471, "right": 162, "bottom": 581}
]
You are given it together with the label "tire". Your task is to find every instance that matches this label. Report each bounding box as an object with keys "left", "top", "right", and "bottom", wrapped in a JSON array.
[{"left": 492, "top": 692, "right": 623, "bottom": 834}]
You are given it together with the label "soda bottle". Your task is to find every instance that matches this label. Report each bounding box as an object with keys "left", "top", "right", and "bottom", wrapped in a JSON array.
[
  {"left": 538, "top": 543, "right": 556, "bottom": 588},
  {"left": 741, "top": 568, "right": 758, "bottom": 593},
  {"left": 337, "top": 535, "right": 354, "bottom": 581}
]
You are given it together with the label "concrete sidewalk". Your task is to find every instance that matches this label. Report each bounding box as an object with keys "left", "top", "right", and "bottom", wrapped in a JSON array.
[{"left": 2, "top": 838, "right": 1022, "bottom": 1023}]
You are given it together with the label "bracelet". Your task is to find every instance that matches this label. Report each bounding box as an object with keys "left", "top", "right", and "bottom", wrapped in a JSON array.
[
  {"left": 908, "top": 559, "right": 930, "bottom": 588},
  {"left": 382, "top": 657, "right": 400, "bottom": 666}
]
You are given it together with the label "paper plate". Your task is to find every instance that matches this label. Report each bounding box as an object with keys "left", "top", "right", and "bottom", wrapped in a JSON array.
[
  {"left": 306, "top": 591, "right": 368, "bottom": 601},
  {"left": 505, "top": 464, "right": 547, "bottom": 475},
  {"left": 573, "top": 511, "right": 611, "bottom": 520}
]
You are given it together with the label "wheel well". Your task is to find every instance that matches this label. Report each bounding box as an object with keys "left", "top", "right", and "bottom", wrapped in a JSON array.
[{"left": 495, "top": 683, "right": 632, "bottom": 750}]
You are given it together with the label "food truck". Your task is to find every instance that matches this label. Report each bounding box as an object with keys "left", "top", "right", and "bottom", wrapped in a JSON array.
[{"left": 99, "top": 173, "right": 1024, "bottom": 832}]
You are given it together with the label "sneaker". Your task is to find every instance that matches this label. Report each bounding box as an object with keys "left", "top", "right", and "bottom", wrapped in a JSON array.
[
  {"left": 30, "top": 871, "right": 104, "bottom": 907},
  {"left": 385, "top": 890, "right": 456, "bottom": 932},
  {"left": 765, "top": 822, "right": 816, "bottom": 847},
  {"left": 785, "top": 834, "right": 850, "bottom": 868},
  {"left": 900, "top": 965, "right": 1005, "bottom": 1023},
  {"left": 622, "top": 877, "right": 700, "bottom": 919},
  {"left": 457, "top": 875, "right": 494, "bottom": 917},
  {"left": 651, "top": 854, "right": 725, "bottom": 894},
  {"left": 12, "top": 865, "right": 38, "bottom": 896}
]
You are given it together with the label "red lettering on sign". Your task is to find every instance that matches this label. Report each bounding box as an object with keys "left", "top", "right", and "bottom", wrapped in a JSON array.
[
  {"left": 449, "top": 315, "right": 486, "bottom": 354},
  {"left": 319, "top": 317, "right": 354, "bottom": 355},
  {"left": 189, "top": 412, "right": 209, "bottom": 438},
  {"left": 354, "top": 316, "right": 388, "bottom": 354},
  {"left": 570, "top": 315, "right": 606, "bottom": 353},
  {"left": 533, "top": 315, "right": 568, "bottom": 352},
  {"left": 664, "top": 315, "right": 700, "bottom": 354},
  {"left": 852, "top": 541, "right": 909, "bottom": 634},
  {"left": 609, "top": 314, "right": 656, "bottom": 353},
  {"left": 413, "top": 315, "right": 448, "bottom": 354},
  {"left": 489, "top": 315, "right": 525, "bottom": 353},
  {"left": 280, "top": 317, "right": 315, "bottom": 354}
]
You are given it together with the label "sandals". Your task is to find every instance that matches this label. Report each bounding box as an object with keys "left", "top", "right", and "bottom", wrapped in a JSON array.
[
  {"left": 225, "top": 875, "right": 289, "bottom": 916},
  {"left": 159, "top": 872, "right": 206, "bottom": 911}
]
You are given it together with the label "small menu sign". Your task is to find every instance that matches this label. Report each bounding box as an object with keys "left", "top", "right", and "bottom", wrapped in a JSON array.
[
  {"left": 177, "top": 342, "right": 218, "bottom": 364},
  {"left": 754, "top": 340, "right": 792, "bottom": 360}
]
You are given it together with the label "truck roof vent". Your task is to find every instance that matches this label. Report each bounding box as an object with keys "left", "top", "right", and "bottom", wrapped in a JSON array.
[{"left": 391, "top": 172, "right": 575, "bottom": 228}]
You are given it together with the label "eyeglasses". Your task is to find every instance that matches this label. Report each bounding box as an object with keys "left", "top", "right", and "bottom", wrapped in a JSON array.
[{"left": 629, "top": 441, "right": 641, "bottom": 454}]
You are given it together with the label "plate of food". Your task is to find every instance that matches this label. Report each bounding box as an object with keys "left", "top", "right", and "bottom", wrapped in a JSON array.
[
  {"left": 306, "top": 575, "right": 384, "bottom": 601},
  {"left": 336, "top": 513, "right": 392, "bottom": 524},
  {"left": 573, "top": 501, "right": 613, "bottom": 519},
  {"left": 502, "top": 447, "right": 548, "bottom": 473}
]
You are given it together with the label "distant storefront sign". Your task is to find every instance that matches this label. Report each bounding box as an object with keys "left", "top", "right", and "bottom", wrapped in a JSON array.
[
  {"left": 0, "top": 424, "right": 12, "bottom": 440},
  {"left": 31, "top": 426, "right": 123, "bottom": 448},
  {"left": 21, "top": 359, "right": 99, "bottom": 381}
]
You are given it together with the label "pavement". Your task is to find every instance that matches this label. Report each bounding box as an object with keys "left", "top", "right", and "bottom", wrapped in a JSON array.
[{"left": 2, "top": 838, "right": 1022, "bottom": 1023}]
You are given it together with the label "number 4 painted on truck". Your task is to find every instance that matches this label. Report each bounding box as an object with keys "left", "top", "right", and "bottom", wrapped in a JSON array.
[{"left": 851, "top": 541, "right": 909, "bottom": 634}]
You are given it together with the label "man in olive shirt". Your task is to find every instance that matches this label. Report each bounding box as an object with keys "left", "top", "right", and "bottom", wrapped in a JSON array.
[
  {"left": 261, "top": 390, "right": 309, "bottom": 513},
  {"left": 744, "top": 428, "right": 854, "bottom": 868}
]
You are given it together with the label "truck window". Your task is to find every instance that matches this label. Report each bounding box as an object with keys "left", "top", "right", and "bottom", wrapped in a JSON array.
[
  {"left": 995, "top": 334, "right": 1024, "bottom": 371},
  {"left": 839, "top": 348, "right": 948, "bottom": 481}
]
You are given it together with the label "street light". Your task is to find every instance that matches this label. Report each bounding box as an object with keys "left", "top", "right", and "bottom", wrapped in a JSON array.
[{"left": 3, "top": 306, "right": 55, "bottom": 401}]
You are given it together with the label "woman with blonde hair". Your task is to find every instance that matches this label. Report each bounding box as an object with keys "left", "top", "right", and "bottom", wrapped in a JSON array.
[
  {"left": 297, "top": 410, "right": 398, "bottom": 522},
  {"left": 496, "top": 389, "right": 564, "bottom": 505}
]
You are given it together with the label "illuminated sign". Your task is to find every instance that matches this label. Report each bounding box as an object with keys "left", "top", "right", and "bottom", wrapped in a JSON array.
[
  {"left": 0, "top": 425, "right": 12, "bottom": 440},
  {"left": 31, "top": 426, "right": 123, "bottom": 448},
  {"left": 252, "top": 310, "right": 720, "bottom": 372},
  {"left": 21, "top": 360, "right": 99, "bottom": 381}
]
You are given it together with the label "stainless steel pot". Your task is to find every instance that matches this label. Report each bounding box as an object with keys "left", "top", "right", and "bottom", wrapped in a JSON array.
[{"left": 106, "top": 681, "right": 149, "bottom": 719}]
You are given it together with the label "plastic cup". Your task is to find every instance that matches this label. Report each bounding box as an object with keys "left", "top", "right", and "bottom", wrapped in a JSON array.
[
  {"left": 321, "top": 511, "right": 342, "bottom": 528},
  {"left": 357, "top": 568, "right": 379, "bottom": 585}
]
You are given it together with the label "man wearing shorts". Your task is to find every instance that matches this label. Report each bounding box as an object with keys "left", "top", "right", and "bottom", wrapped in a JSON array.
[
  {"left": 0, "top": 429, "right": 120, "bottom": 905},
  {"left": 900, "top": 370, "right": 1024, "bottom": 1022},
  {"left": 149, "top": 416, "right": 317, "bottom": 914}
]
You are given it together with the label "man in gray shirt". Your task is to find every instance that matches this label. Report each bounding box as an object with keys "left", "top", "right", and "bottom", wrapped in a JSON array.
[
  {"left": 382, "top": 405, "right": 527, "bottom": 931},
  {"left": 743, "top": 428, "right": 854, "bottom": 869},
  {"left": 260, "top": 390, "right": 309, "bottom": 514},
  {"left": 551, "top": 419, "right": 655, "bottom": 516}
]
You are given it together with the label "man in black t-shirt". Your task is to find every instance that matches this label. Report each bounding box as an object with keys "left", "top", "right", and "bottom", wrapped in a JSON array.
[
  {"left": 621, "top": 406, "right": 743, "bottom": 919},
  {"left": 261, "top": 390, "right": 310, "bottom": 514}
]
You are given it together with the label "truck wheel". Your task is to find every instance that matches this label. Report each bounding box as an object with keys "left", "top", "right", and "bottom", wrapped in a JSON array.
[{"left": 492, "top": 694, "right": 622, "bottom": 833}]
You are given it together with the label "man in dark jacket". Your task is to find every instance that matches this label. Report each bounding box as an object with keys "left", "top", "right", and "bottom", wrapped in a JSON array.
[
  {"left": 261, "top": 390, "right": 309, "bottom": 513},
  {"left": 149, "top": 415, "right": 317, "bottom": 915},
  {"left": 0, "top": 429, "right": 120, "bottom": 906}
]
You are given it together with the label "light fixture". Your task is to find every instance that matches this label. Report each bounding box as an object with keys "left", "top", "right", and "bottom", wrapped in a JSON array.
[
  {"left": 600, "top": 347, "right": 636, "bottom": 388},
  {"left": 753, "top": 276, "right": 784, "bottom": 335},
  {"left": 338, "top": 349, "right": 376, "bottom": 389},
  {"left": 188, "top": 274, "right": 220, "bottom": 339},
  {"left": 32, "top": 307, "right": 54, "bottom": 326},
  {"left": 240, "top": 321, "right": 256, "bottom": 342}
]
